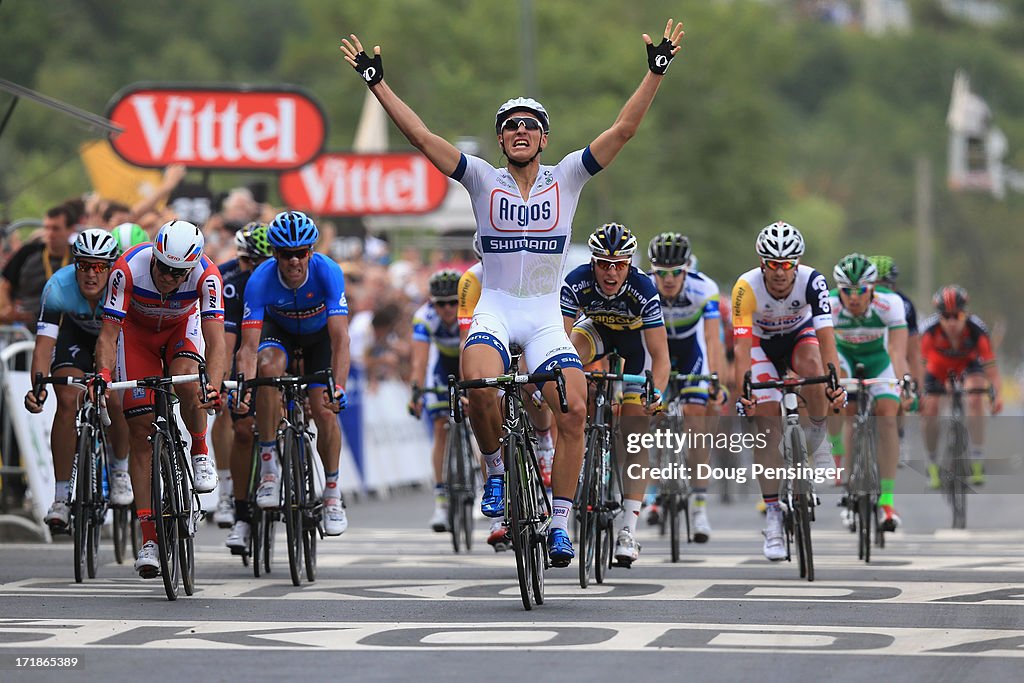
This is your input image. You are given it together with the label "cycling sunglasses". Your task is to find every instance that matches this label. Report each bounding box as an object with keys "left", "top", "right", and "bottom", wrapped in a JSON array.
[
  {"left": 75, "top": 260, "right": 111, "bottom": 274},
  {"left": 941, "top": 311, "right": 965, "bottom": 321},
  {"left": 762, "top": 258, "right": 798, "bottom": 271},
  {"left": 593, "top": 258, "right": 630, "bottom": 272},
  {"left": 432, "top": 298, "right": 458, "bottom": 308},
  {"left": 840, "top": 285, "right": 870, "bottom": 296},
  {"left": 275, "top": 247, "right": 312, "bottom": 261},
  {"left": 153, "top": 259, "right": 190, "bottom": 279},
  {"left": 652, "top": 266, "right": 686, "bottom": 278},
  {"left": 501, "top": 116, "right": 543, "bottom": 132}
]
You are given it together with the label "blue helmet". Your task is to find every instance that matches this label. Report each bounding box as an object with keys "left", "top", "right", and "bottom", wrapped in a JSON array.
[{"left": 268, "top": 211, "right": 319, "bottom": 248}]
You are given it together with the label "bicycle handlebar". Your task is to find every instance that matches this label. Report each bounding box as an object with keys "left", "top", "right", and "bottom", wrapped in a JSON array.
[
  {"left": 449, "top": 367, "right": 569, "bottom": 423},
  {"left": 742, "top": 363, "right": 840, "bottom": 413},
  {"left": 33, "top": 372, "right": 112, "bottom": 427}
]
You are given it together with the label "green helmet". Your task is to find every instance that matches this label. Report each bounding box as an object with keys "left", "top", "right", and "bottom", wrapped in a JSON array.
[
  {"left": 244, "top": 223, "right": 272, "bottom": 259},
  {"left": 834, "top": 253, "right": 878, "bottom": 288},
  {"left": 112, "top": 222, "right": 149, "bottom": 252},
  {"left": 867, "top": 255, "right": 897, "bottom": 283}
]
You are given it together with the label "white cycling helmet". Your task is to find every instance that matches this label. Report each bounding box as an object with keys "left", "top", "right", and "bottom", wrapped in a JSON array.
[
  {"left": 755, "top": 221, "right": 805, "bottom": 260},
  {"left": 153, "top": 220, "right": 204, "bottom": 269},
  {"left": 72, "top": 228, "right": 119, "bottom": 261},
  {"left": 494, "top": 97, "right": 550, "bottom": 134},
  {"left": 233, "top": 228, "right": 249, "bottom": 257}
]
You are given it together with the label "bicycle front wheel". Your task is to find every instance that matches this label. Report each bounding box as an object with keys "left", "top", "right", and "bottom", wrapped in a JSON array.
[
  {"left": 444, "top": 424, "right": 464, "bottom": 553},
  {"left": 506, "top": 431, "right": 534, "bottom": 611},
  {"left": 577, "top": 433, "right": 600, "bottom": 588},
  {"left": 302, "top": 435, "right": 318, "bottom": 583},
  {"left": 178, "top": 449, "right": 196, "bottom": 596},
  {"left": 113, "top": 506, "right": 129, "bottom": 565},
  {"left": 151, "top": 432, "right": 181, "bottom": 600},
  {"left": 857, "top": 494, "right": 872, "bottom": 563},
  {"left": 281, "top": 432, "right": 304, "bottom": 586},
  {"left": 948, "top": 423, "right": 969, "bottom": 529}
]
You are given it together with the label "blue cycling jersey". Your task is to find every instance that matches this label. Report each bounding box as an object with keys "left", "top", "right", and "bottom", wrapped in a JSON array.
[
  {"left": 37, "top": 264, "right": 105, "bottom": 339},
  {"left": 560, "top": 263, "right": 663, "bottom": 331},
  {"left": 241, "top": 253, "right": 348, "bottom": 335}
]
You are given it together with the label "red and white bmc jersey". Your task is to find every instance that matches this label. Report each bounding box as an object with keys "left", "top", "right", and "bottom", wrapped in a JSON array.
[{"left": 103, "top": 244, "right": 224, "bottom": 331}]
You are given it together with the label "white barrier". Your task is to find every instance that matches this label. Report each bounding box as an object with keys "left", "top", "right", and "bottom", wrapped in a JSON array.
[
  {"left": 359, "top": 379, "right": 434, "bottom": 492},
  {"left": 2, "top": 341, "right": 56, "bottom": 537}
]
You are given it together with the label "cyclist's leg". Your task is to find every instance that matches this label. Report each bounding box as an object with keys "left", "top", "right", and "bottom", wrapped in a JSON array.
[
  {"left": 920, "top": 372, "right": 944, "bottom": 487},
  {"left": 45, "top": 324, "right": 92, "bottom": 527},
  {"left": 226, "top": 412, "right": 255, "bottom": 548},
  {"left": 749, "top": 342, "right": 785, "bottom": 559},
  {"left": 963, "top": 364, "right": 989, "bottom": 482},
  {"left": 529, "top": 324, "right": 586, "bottom": 566},
  {"left": 462, "top": 311, "right": 510, "bottom": 517},
  {"left": 875, "top": 391, "right": 901, "bottom": 528},
  {"left": 789, "top": 328, "right": 830, "bottom": 469},
  {"left": 116, "top": 323, "right": 165, "bottom": 570},
  {"left": 254, "top": 319, "right": 289, "bottom": 500},
  {"left": 829, "top": 354, "right": 853, "bottom": 477},
  {"left": 166, "top": 315, "right": 217, "bottom": 493}
]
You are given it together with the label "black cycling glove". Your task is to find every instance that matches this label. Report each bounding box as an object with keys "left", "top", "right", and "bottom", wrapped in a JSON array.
[
  {"left": 646, "top": 38, "right": 676, "bottom": 75},
  {"left": 353, "top": 50, "right": 383, "bottom": 86}
]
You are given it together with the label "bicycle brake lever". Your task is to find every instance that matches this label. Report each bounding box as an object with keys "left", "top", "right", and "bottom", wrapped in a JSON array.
[{"left": 554, "top": 367, "right": 569, "bottom": 414}]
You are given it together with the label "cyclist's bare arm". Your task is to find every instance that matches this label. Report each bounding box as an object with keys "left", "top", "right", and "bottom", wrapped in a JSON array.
[
  {"left": 340, "top": 36, "right": 461, "bottom": 176},
  {"left": 201, "top": 318, "right": 227, "bottom": 392},
  {"left": 588, "top": 19, "right": 684, "bottom": 168},
  {"left": 704, "top": 316, "right": 725, "bottom": 379},
  {"left": 327, "top": 314, "right": 351, "bottom": 392},
  {"left": 644, "top": 325, "right": 671, "bottom": 395},
  {"left": 886, "top": 326, "right": 909, "bottom": 379},
  {"left": 234, "top": 326, "right": 260, "bottom": 393},
  {"left": 95, "top": 319, "right": 121, "bottom": 377}
]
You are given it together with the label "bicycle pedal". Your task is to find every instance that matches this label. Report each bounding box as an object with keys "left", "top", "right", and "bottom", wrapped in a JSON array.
[
  {"left": 229, "top": 546, "right": 247, "bottom": 556},
  {"left": 138, "top": 567, "right": 159, "bottom": 580},
  {"left": 612, "top": 558, "right": 633, "bottom": 569}
]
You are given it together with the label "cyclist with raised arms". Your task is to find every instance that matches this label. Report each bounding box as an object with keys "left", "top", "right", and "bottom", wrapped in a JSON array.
[
  {"left": 919, "top": 286, "right": 1002, "bottom": 487},
  {"left": 234, "top": 211, "right": 351, "bottom": 537},
  {"left": 95, "top": 220, "right": 226, "bottom": 577},
  {"left": 732, "top": 222, "right": 846, "bottom": 561},
  {"left": 829, "top": 254, "right": 910, "bottom": 531},
  {"left": 409, "top": 269, "right": 464, "bottom": 533},
  {"left": 342, "top": 17, "right": 685, "bottom": 568},
  {"left": 646, "top": 232, "right": 725, "bottom": 543},
  {"left": 561, "top": 223, "right": 669, "bottom": 567},
  {"left": 25, "top": 229, "right": 133, "bottom": 530}
]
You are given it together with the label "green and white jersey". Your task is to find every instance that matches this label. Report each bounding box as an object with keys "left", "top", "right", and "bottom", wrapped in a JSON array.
[{"left": 829, "top": 289, "right": 906, "bottom": 377}]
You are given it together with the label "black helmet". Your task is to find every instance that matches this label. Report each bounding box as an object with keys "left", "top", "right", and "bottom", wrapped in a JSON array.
[
  {"left": 428, "top": 269, "right": 461, "bottom": 299},
  {"left": 647, "top": 232, "right": 693, "bottom": 268},
  {"left": 933, "top": 285, "right": 968, "bottom": 315}
]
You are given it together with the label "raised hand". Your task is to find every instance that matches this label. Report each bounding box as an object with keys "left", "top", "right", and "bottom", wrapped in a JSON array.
[
  {"left": 340, "top": 34, "right": 383, "bottom": 86},
  {"left": 643, "top": 19, "right": 685, "bottom": 75}
]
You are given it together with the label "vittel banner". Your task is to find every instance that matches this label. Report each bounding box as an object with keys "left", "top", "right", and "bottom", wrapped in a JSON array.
[
  {"left": 106, "top": 84, "right": 326, "bottom": 170},
  {"left": 279, "top": 152, "right": 449, "bottom": 216}
]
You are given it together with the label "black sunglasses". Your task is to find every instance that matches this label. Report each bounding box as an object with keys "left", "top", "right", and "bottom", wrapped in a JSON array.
[
  {"left": 501, "top": 116, "right": 542, "bottom": 132},
  {"left": 433, "top": 298, "right": 458, "bottom": 308},
  {"left": 275, "top": 247, "right": 311, "bottom": 260},
  {"left": 153, "top": 259, "right": 190, "bottom": 278}
]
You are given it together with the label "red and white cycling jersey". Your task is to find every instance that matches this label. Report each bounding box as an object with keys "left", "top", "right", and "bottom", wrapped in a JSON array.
[{"left": 103, "top": 244, "right": 224, "bottom": 331}]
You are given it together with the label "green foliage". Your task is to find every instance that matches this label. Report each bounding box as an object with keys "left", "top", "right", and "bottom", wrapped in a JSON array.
[{"left": 1, "top": 0, "right": 1023, "bottom": 356}]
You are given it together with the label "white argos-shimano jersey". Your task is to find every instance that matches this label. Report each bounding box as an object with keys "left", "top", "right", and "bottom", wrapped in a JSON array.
[{"left": 452, "top": 148, "right": 601, "bottom": 298}]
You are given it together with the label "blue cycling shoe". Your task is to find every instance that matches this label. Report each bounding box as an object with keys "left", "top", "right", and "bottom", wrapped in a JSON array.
[
  {"left": 480, "top": 474, "right": 505, "bottom": 518},
  {"left": 547, "top": 528, "right": 574, "bottom": 568}
]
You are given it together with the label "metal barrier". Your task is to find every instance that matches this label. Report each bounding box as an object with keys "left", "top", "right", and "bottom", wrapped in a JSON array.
[{"left": 0, "top": 329, "right": 43, "bottom": 540}]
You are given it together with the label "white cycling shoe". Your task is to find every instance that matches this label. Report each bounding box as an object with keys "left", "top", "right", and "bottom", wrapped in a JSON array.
[
  {"left": 109, "top": 469, "right": 134, "bottom": 506},
  {"left": 135, "top": 540, "right": 160, "bottom": 578},
  {"left": 324, "top": 498, "right": 348, "bottom": 536},
  {"left": 763, "top": 507, "right": 787, "bottom": 561},
  {"left": 192, "top": 456, "right": 218, "bottom": 494},
  {"left": 256, "top": 474, "right": 281, "bottom": 509}
]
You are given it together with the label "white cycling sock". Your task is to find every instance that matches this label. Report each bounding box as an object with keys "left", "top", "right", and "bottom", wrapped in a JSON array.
[
  {"left": 54, "top": 481, "right": 70, "bottom": 502},
  {"left": 621, "top": 499, "right": 642, "bottom": 534},
  {"left": 109, "top": 456, "right": 128, "bottom": 473},
  {"left": 483, "top": 448, "right": 504, "bottom": 476},
  {"left": 258, "top": 441, "right": 279, "bottom": 477},
  {"left": 551, "top": 497, "right": 572, "bottom": 532}
]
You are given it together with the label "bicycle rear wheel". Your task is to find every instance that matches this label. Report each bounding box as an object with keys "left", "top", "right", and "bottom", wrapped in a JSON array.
[
  {"left": 113, "top": 506, "right": 129, "bottom": 565},
  {"left": 507, "top": 432, "right": 534, "bottom": 611},
  {"left": 71, "top": 426, "right": 94, "bottom": 583},
  {"left": 152, "top": 432, "right": 181, "bottom": 600},
  {"left": 261, "top": 511, "right": 277, "bottom": 575},
  {"left": 794, "top": 489, "right": 814, "bottom": 582},
  {"left": 667, "top": 496, "right": 681, "bottom": 563},
  {"left": 527, "top": 444, "right": 547, "bottom": 606}
]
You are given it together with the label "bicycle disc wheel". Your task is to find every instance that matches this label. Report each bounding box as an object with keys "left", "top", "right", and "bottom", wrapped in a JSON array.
[
  {"left": 507, "top": 432, "right": 533, "bottom": 611},
  {"left": 152, "top": 432, "right": 180, "bottom": 601},
  {"left": 282, "top": 435, "right": 303, "bottom": 586},
  {"left": 178, "top": 451, "right": 196, "bottom": 596}
]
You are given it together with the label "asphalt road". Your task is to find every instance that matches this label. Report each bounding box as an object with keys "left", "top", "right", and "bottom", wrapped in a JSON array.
[{"left": 1, "top": 465, "right": 1023, "bottom": 682}]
